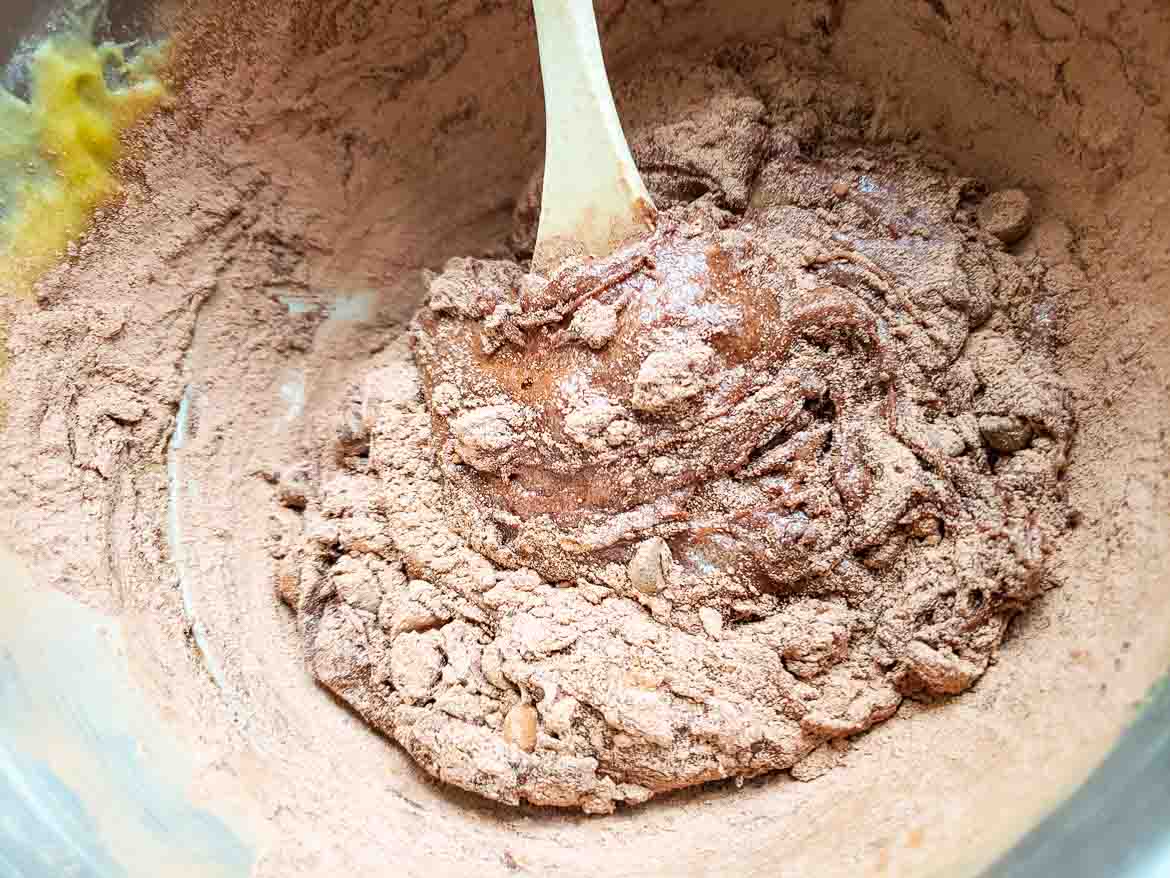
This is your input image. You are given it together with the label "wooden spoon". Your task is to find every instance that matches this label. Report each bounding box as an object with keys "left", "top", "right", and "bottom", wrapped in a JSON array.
[{"left": 531, "top": 0, "right": 656, "bottom": 274}]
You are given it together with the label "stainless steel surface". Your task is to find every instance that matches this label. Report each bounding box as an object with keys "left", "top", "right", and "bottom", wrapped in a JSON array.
[
  {"left": 987, "top": 681, "right": 1170, "bottom": 877},
  {"left": 0, "top": 0, "right": 40, "bottom": 64}
]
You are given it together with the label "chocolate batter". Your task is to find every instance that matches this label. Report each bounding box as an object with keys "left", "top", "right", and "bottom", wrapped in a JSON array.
[{"left": 279, "top": 57, "right": 1075, "bottom": 812}]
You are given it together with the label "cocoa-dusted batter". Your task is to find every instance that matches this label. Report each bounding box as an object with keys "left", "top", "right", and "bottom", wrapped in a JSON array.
[{"left": 278, "top": 61, "right": 1075, "bottom": 812}]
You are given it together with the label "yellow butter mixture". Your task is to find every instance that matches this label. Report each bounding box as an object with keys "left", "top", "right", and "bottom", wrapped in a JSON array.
[{"left": 0, "top": 29, "right": 168, "bottom": 296}]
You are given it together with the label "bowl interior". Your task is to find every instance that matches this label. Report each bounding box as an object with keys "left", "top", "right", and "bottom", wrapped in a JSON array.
[{"left": 1, "top": 2, "right": 1168, "bottom": 876}]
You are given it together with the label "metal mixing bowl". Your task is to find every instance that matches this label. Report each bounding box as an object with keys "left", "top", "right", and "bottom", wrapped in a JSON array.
[{"left": 1, "top": 2, "right": 1166, "bottom": 876}]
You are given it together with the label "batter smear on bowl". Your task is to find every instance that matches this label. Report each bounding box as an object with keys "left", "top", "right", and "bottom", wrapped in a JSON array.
[{"left": 279, "top": 58, "right": 1076, "bottom": 812}]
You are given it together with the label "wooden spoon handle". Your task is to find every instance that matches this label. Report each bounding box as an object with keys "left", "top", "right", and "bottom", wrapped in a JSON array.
[{"left": 532, "top": 0, "right": 656, "bottom": 273}]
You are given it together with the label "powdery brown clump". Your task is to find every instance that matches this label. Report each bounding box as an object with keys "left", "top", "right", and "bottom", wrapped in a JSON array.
[{"left": 274, "top": 57, "right": 1076, "bottom": 813}]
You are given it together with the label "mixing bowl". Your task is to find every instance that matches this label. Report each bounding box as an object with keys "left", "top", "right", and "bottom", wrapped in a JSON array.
[{"left": 1, "top": 1, "right": 1167, "bottom": 876}]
